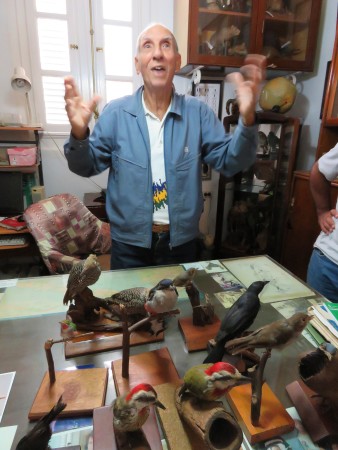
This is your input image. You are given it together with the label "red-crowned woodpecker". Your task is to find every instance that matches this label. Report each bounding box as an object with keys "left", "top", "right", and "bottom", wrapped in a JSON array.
[
  {"left": 112, "top": 383, "right": 165, "bottom": 432},
  {"left": 179, "top": 362, "right": 251, "bottom": 401}
]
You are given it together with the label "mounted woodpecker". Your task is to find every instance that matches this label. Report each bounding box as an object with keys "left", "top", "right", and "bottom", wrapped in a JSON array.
[
  {"left": 112, "top": 383, "right": 166, "bottom": 433},
  {"left": 178, "top": 362, "right": 251, "bottom": 402}
]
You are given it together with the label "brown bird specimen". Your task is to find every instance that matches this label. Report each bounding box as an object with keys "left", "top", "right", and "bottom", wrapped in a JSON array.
[
  {"left": 173, "top": 268, "right": 197, "bottom": 287},
  {"left": 299, "top": 342, "right": 338, "bottom": 418},
  {"left": 63, "top": 254, "right": 101, "bottom": 305},
  {"left": 107, "top": 287, "right": 150, "bottom": 318},
  {"left": 16, "top": 396, "right": 66, "bottom": 450},
  {"left": 225, "top": 312, "right": 312, "bottom": 355}
]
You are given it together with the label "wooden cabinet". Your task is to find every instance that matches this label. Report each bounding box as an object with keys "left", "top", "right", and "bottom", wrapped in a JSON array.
[
  {"left": 174, "top": 0, "right": 322, "bottom": 74},
  {"left": 214, "top": 111, "right": 301, "bottom": 261},
  {"left": 280, "top": 171, "right": 338, "bottom": 281},
  {"left": 316, "top": 14, "right": 338, "bottom": 159}
]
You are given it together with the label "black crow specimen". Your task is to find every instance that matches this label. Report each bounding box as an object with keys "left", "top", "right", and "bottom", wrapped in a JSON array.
[{"left": 203, "top": 280, "right": 268, "bottom": 363}]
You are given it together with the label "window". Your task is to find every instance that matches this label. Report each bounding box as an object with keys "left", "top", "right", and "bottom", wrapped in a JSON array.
[{"left": 22, "top": 0, "right": 145, "bottom": 132}]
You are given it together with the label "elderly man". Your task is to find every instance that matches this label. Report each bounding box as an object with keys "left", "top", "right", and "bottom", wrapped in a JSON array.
[{"left": 64, "top": 23, "right": 266, "bottom": 270}]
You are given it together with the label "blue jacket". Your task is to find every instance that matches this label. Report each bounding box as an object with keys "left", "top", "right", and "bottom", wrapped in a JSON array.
[{"left": 64, "top": 86, "right": 257, "bottom": 248}]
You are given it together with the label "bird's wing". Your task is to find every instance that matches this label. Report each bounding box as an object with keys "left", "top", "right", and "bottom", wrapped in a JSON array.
[
  {"left": 110, "top": 288, "right": 149, "bottom": 304},
  {"left": 216, "top": 294, "right": 260, "bottom": 342}
]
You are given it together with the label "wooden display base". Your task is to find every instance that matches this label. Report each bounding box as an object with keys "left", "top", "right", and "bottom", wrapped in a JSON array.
[
  {"left": 28, "top": 368, "right": 108, "bottom": 420},
  {"left": 286, "top": 380, "right": 338, "bottom": 443},
  {"left": 226, "top": 382, "right": 294, "bottom": 444},
  {"left": 93, "top": 404, "right": 162, "bottom": 450},
  {"left": 112, "top": 347, "right": 180, "bottom": 396},
  {"left": 155, "top": 382, "right": 203, "bottom": 450},
  {"left": 156, "top": 382, "right": 243, "bottom": 450},
  {"left": 64, "top": 329, "right": 164, "bottom": 358},
  {"left": 178, "top": 315, "right": 220, "bottom": 351}
]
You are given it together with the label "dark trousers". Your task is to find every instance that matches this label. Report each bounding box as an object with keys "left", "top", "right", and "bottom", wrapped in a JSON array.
[{"left": 110, "top": 232, "right": 199, "bottom": 270}]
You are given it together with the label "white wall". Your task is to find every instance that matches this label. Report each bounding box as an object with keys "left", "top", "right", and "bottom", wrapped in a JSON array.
[{"left": 0, "top": 0, "right": 337, "bottom": 239}]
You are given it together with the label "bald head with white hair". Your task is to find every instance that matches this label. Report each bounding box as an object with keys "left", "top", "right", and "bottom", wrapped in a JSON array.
[{"left": 136, "top": 23, "right": 179, "bottom": 55}]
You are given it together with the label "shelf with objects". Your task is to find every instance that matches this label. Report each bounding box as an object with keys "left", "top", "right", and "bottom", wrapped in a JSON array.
[
  {"left": 174, "top": 0, "right": 323, "bottom": 75},
  {"left": 214, "top": 111, "right": 301, "bottom": 261},
  {"left": 0, "top": 126, "right": 44, "bottom": 218}
]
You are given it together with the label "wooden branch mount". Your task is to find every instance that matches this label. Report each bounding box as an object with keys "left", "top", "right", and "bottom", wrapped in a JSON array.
[{"left": 175, "top": 388, "right": 243, "bottom": 450}]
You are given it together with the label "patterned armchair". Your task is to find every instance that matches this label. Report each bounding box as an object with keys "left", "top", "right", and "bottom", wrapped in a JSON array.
[{"left": 23, "top": 193, "right": 111, "bottom": 274}]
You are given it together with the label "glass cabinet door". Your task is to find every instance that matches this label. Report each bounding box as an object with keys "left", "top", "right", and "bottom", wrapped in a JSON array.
[
  {"left": 182, "top": 0, "right": 322, "bottom": 71},
  {"left": 257, "top": 0, "right": 322, "bottom": 71},
  {"left": 324, "top": 55, "right": 338, "bottom": 126},
  {"left": 189, "top": 0, "right": 256, "bottom": 67}
]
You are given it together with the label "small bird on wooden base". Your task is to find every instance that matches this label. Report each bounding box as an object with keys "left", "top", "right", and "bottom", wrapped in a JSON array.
[
  {"left": 145, "top": 279, "right": 179, "bottom": 314},
  {"left": 107, "top": 287, "right": 150, "bottom": 318},
  {"left": 112, "top": 383, "right": 165, "bottom": 432},
  {"left": 225, "top": 312, "right": 312, "bottom": 355},
  {"left": 173, "top": 268, "right": 197, "bottom": 287},
  {"left": 63, "top": 254, "right": 101, "bottom": 305},
  {"left": 179, "top": 362, "right": 250, "bottom": 402},
  {"left": 204, "top": 280, "right": 268, "bottom": 363},
  {"left": 16, "top": 396, "right": 66, "bottom": 450}
]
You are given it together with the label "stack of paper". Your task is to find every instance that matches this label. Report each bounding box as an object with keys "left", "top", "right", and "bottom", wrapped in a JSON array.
[{"left": 308, "top": 303, "right": 338, "bottom": 347}]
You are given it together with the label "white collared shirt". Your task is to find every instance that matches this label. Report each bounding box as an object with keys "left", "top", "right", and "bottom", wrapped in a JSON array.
[{"left": 142, "top": 94, "right": 171, "bottom": 225}]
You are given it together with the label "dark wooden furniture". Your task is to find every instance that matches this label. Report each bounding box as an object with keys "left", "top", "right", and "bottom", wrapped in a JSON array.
[
  {"left": 214, "top": 111, "right": 300, "bottom": 261},
  {"left": 280, "top": 172, "right": 338, "bottom": 282},
  {"left": 83, "top": 192, "right": 108, "bottom": 222},
  {"left": 316, "top": 13, "right": 338, "bottom": 159},
  {"left": 174, "top": 0, "right": 323, "bottom": 74}
]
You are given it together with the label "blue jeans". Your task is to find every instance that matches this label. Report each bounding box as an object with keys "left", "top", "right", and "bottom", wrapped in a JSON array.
[
  {"left": 110, "top": 233, "right": 199, "bottom": 270},
  {"left": 307, "top": 248, "right": 338, "bottom": 303}
]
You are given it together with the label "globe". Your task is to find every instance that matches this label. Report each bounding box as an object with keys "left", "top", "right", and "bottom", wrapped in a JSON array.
[{"left": 259, "top": 76, "right": 297, "bottom": 114}]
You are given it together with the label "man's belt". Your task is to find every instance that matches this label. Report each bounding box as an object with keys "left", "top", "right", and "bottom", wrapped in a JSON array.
[{"left": 152, "top": 223, "right": 170, "bottom": 233}]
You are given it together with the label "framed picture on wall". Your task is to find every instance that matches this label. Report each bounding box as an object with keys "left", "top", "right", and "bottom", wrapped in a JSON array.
[{"left": 192, "top": 80, "right": 223, "bottom": 119}]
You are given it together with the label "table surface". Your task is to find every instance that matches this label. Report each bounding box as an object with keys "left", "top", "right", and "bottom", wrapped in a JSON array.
[{"left": 0, "top": 256, "right": 325, "bottom": 449}]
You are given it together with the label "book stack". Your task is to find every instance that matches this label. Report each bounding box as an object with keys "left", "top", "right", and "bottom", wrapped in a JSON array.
[{"left": 308, "top": 302, "right": 338, "bottom": 347}]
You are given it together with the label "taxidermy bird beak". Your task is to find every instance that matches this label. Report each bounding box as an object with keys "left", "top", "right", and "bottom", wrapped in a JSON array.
[
  {"left": 155, "top": 399, "right": 166, "bottom": 410},
  {"left": 220, "top": 374, "right": 251, "bottom": 384}
]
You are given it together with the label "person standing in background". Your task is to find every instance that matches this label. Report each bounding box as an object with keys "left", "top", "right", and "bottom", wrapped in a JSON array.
[
  {"left": 64, "top": 23, "right": 266, "bottom": 270},
  {"left": 307, "top": 143, "right": 338, "bottom": 303}
]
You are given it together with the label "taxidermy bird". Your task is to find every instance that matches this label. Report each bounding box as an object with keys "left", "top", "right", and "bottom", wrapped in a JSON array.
[
  {"left": 204, "top": 281, "right": 269, "bottom": 363},
  {"left": 107, "top": 287, "right": 150, "bottom": 318},
  {"left": 299, "top": 342, "right": 338, "bottom": 417},
  {"left": 173, "top": 268, "right": 197, "bottom": 287},
  {"left": 145, "top": 279, "right": 179, "bottom": 314},
  {"left": 112, "top": 383, "right": 165, "bottom": 432},
  {"left": 16, "top": 396, "right": 66, "bottom": 450},
  {"left": 179, "top": 362, "right": 250, "bottom": 402},
  {"left": 63, "top": 254, "right": 101, "bottom": 305},
  {"left": 225, "top": 312, "right": 312, "bottom": 355}
]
